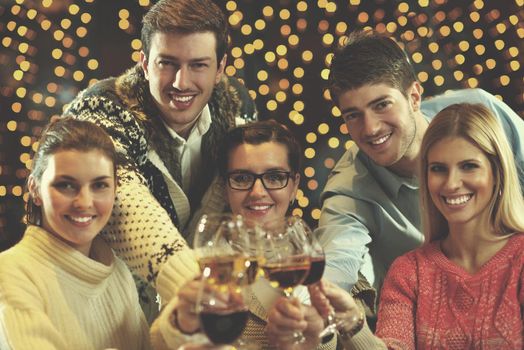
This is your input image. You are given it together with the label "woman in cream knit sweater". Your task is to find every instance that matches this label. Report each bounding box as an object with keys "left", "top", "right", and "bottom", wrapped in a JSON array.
[{"left": 0, "top": 118, "right": 150, "bottom": 349}]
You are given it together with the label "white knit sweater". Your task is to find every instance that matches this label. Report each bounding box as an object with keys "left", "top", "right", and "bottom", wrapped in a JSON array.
[{"left": 0, "top": 225, "right": 150, "bottom": 350}]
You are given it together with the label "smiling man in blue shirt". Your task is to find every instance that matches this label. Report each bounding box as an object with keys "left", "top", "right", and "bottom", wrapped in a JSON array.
[{"left": 316, "top": 30, "right": 524, "bottom": 297}]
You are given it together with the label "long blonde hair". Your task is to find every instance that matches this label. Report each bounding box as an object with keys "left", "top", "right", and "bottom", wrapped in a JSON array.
[{"left": 419, "top": 103, "right": 524, "bottom": 242}]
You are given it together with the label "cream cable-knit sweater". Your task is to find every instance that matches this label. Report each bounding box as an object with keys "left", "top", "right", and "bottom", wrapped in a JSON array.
[{"left": 0, "top": 225, "right": 151, "bottom": 350}]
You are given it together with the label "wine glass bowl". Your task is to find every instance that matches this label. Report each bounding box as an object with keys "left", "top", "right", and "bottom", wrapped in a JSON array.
[
  {"left": 196, "top": 275, "right": 249, "bottom": 345},
  {"left": 294, "top": 217, "right": 326, "bottom": 286},
  {"left": 193, "top": 213, "right": 261, "bottom": 285}
]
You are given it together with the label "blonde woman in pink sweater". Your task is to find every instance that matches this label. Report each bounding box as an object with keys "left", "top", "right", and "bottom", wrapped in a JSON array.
[{"left": 375, "top": 103, "right": 524, "bottom": 349}]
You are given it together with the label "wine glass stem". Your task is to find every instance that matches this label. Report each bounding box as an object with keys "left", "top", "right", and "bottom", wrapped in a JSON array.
[
  {"left": 318, "top": 311, "right": 337, "bottom": 338},
  {"left": 283, "top": 288, "right": 306, "bottom": 344}
]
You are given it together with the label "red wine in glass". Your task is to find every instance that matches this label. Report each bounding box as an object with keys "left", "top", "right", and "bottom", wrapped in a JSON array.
[
  {"left": 199, "top": 308, "right": 249, "bottom": 345},
  {"left": 262, "top": 261, "right": 310, "bottom": 289},
  {"left": 302, "top": 256, "right": 326, "bottom": 285}
]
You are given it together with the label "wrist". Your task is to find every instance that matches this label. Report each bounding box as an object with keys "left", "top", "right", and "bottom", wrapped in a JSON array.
[{"left": 339, "top": 309, "right": 365, "bottom": 340}]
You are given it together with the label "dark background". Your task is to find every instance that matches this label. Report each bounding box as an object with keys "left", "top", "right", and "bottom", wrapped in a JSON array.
[{"left": 1, "top": 0, "right": 523, "bottom": 250}]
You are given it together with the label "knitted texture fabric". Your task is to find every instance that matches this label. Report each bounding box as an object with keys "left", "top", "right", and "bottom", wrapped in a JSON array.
[
  {"left": 64, "top": 65, "right": 256, "bottom": 294},
  {"left": 376, "top": 233, "right": 524, "bottom": 350},
  {"left": 0, "top": 225, "right": 150, "bottom": 350}
]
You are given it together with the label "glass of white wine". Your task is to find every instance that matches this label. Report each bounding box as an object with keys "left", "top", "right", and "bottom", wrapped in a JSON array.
[{"left": 193, "top": 213, "right": 260, "bottom": 286}]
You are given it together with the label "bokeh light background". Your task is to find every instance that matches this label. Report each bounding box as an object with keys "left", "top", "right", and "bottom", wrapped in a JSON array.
[{"left": 1, "top": 0, "right": 523, "bottom": 250}]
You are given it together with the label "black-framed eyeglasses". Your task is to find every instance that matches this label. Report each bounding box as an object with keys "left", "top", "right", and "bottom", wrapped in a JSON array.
[{"left": 227, "top": 171, "right": 293, "bottom": 191}]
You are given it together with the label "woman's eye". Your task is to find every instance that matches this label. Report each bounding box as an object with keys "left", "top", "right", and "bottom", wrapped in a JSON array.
[
  {"left": 462, "top": 162, "right": 479, "bottom": 170},
  {"left": 429, "top": 164, "right": 446, "bottom": 172},
  {"left": 158, "top": 60, "right": 174, "bottom": 68},
  {"left": 232, "top": 174, "right": 251, "bottom": 183},
  {"left": 93, "top": 181, "right": 110, "bottom": 190},
  {"left": 53, "top": 182, "right": 76, "bottom": 191},
  {"left": 267, "top": 173, "right": 285, "bottom": 182}
]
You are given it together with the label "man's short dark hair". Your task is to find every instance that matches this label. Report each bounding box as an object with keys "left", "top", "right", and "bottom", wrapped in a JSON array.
[
  {"left": 328, "top": 30, "right": 417, "bottom": 103},
  {"left": 141, "top": 0, "right": 228, "bottom": 65}
]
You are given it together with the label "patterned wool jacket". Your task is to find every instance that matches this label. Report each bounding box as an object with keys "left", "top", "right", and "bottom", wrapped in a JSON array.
[{"left": 65, "top": 65, "right": 256, "bottom": 290}]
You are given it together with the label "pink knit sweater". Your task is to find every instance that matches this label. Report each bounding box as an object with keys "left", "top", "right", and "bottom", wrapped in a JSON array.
[{"left": 376, "top": 233, "right": 524, "bottom": 350}]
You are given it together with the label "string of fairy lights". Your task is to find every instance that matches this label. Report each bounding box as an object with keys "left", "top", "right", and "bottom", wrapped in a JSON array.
[{"left": 1, "top": 0, "right": 523, "bottom": 247}]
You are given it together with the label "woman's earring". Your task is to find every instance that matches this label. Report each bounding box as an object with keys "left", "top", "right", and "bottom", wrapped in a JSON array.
[{"left": 32, "top": 195, "right": 42, "bottom": 206}]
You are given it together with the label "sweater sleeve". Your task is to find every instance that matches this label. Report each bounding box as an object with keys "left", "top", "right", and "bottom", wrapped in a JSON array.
[
  {"left": 65, "top": 95, "right": 191, "bottom": 286},
  {"left": 341, "top": 322, "right": 387, "bottom": 350},
  {"left": 375, "top": 254, "right": 418, "bottom": 350}
]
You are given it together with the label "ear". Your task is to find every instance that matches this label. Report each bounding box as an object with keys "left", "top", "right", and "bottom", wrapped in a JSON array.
[
  {"left": 408, "top": 81, "right": 423, "bottom": 112},
  {"left": 290, "top": 172, "right": 300, "bottom": 203},
  {"left": 215, "top": 54, "right": 227, "bottom": 85},
  {"left": 140, "top": 51, "right": 150, "bottom": 80},
  {"left": 28, "top": 175, "right": 41, "bottom": 206}
]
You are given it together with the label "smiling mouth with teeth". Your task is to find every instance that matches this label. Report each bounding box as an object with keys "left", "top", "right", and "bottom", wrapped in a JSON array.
[
  {"left": 173, "top": 95, "right": 195, "bottom": 103},
  {"left": 370, "top": 133, "right": 391, "bottom": 145},
  {"left": 68, "top": 216, "right": 93, "bottom": 223},
  {"left": 444, "top": 194, "right": 473, "bottom": 205},
  {"left": 247, "top": 205, "right": 272, "bottom": 211}
]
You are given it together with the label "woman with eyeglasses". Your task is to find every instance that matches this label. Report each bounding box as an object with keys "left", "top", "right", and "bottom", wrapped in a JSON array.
[{"left": 151, "top": 120, "right": 368, "bottom": 349}]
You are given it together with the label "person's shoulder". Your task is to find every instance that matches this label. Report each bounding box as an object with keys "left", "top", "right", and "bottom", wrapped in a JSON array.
[
  {"left": 509, "top": 232, "right": 524, "bottom": 252},
  {"left": 330, "top": 143, "right": 367, "bottom": 175},
  {"left": 212, "top": 76, "right": 257, "bottom": 123},
  {"left": 324, "top": 145, "right": 374, "bottom": 193},
  {"left": 421, "top": 88, "right": 497, "bottom": 112},
  {"left": 0, "top": 243, "right": 36, "bottom": 285}
]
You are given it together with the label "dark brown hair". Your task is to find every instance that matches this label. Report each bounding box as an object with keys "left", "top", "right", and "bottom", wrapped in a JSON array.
[
  {"left": 328, "top": 30, "right": 417, "bottom": 103},
  {"left": 26, "top": 117, "right": 117, "bottom": 225},
  {"left": 141, "top": 0, "right": 228, "bottom": 65},
  {"left": 218, "top": 120, "right": 302, "bottom": 178}
]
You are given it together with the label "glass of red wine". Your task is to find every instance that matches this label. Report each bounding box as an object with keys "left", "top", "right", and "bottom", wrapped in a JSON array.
[
  {"left": 196, "top": 272, "right": 249, "bottom": 346},
  {"left": 293, "top": 217, "right": 326, "bottom": 286},
  {"left": 260, "top": 216, "right": 312, "bottom": 344}
]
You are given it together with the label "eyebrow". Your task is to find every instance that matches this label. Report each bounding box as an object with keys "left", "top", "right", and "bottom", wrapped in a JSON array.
[
  {"left": 229, "top": 167, "right": 290, "bottom": 173},
  {"left": 428, "top": 158, "right": 480, "bottom": 164},
  {"left": 156, "top": 54, "right": 213, "bottom": 62},
  {"left": 340, "top": 95, "right": 390, "bottom": 115},
  {"left": 55, "top": 175, "right": 112, "bottom": 181}
]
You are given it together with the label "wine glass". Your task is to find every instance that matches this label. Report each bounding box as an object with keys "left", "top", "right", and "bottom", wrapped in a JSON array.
[
  {"left": 294, "top": 217, "right": 326, "bottom": 286},
  {"left": 260, "top": 216, "right": 312, "bottom": 343},
  {"left": 284, "top": 217, "right": 338, "bottom": 340},
  {"left": 193, "top": 213, "right": 260, "bottom": 286},
  {"left": 196, "top": 269, "right": 249, "bottom": 346}
]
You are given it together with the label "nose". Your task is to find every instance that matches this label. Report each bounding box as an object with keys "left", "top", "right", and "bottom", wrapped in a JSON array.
[
  {"left": 362, "top": 112, "right": 381, "bottom": 137},
  {"left": 73, "top": 187, "right": 93, "bottom": 209},
  {"left": 173, "top": 66, "right": 190, "bottom": 91},
  {"left": 443, "top": 169, "right": 462, "bottom": 191},
  {"left": 249, "top": 178, "right": 268, "bottom": 197}
]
